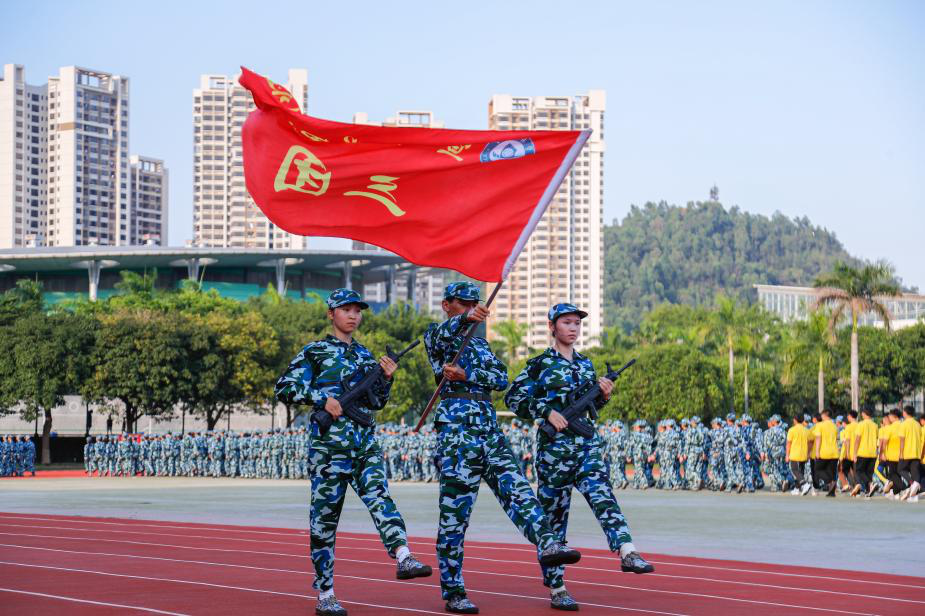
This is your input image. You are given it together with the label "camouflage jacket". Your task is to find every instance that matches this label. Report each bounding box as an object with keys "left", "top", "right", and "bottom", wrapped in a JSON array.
[
  {"left": 423, "top": 313, "right": 507, "bottom": 425},
  {"left": 275, "top": 334, "right": 392, "bottom": 451},
  {"left": 505, "top": 347, "right": 607, "bottom": 447}
]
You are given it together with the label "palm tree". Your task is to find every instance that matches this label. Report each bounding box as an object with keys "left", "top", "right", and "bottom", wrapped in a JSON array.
[
  {"left": 699, "top": 294, "right": 748, "bottom": 413},
  {"left": 813, "top": 262, "right": 900, "bottom": 411},
  {"left": 783, "top": 308, "right": 837, "bottom": 413},
  {"left": 493, "top": 319, "right": 528, "bottom": 362}
]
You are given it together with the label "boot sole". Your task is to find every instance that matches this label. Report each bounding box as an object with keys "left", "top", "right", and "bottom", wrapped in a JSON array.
[
  {"left": 540, "top": 551, "right": 582, "bottom": 567},
  {"left": 551, "top": 601, "right": 580, "bottom": 611},
  {"left": 397, "top": 565, "right": 433, "bottom": 580},
  {"left": 622, "top": 565, "right": 656, "bottom": 574}
]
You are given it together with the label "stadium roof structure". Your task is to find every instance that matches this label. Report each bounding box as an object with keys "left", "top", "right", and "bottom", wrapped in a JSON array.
[{"left": 0, "top": 246, "right": 407, "bottom": 304}]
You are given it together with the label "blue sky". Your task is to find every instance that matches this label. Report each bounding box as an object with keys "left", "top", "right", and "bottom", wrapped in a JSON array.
[{"left": 3, "top": 1, "right": 923, "bottom": 288}]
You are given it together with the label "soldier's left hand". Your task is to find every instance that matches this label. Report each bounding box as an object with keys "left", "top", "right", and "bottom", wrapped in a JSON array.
[
  {"left": 379, "top": 356, "right": 398, "bottom": 379},
  {"left": 598, "top": 377, "right": 614, "bottom": 399}
]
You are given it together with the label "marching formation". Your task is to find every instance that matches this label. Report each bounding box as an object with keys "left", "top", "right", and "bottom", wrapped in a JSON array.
[
  {"left": 66, "top": 282, "right": 925, "bottom": 616},
  {"left": 0, "top": 435, "right": 36, "bottom": 477}
]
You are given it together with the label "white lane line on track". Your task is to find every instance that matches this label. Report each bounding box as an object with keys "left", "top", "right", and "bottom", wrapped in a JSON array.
[
  {"left": 2, "top": 529, "right": 921, "bottom": 607},
  {"left": 0, "top": 587, "right": 192, "bottom": 615},
  {"left": 0, "top": 561, "right": 445, "bottom": 615},
  {"left": 0, "top": 560, "right": 679, "bottom": 616},
  {"left": 0, "top": 513, "right": 308, "bottom": 537},
  {"left": 0, "top": 544, "right": 880, "bottom": 616},
  {"left": 3, "top": 517, "right": 922, "bottom": 594}
]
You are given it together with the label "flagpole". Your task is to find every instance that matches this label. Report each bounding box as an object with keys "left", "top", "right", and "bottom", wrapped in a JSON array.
[{"left": 413, "top": 279, "right": 505, "bottom": 433}]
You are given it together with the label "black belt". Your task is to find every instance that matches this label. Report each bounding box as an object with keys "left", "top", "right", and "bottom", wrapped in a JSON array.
[{"left": 441, "top": 392, "right": 491, "bottom": 402}]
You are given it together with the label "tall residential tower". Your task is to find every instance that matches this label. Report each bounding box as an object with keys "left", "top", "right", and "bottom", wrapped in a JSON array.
[
  {"left": 0, "top": 64, "right": 167, "bottom": 248},
  {"left": 486, "top": 91, "right": 606, "bottom": 350},
  {"left": 192, "top": 70, "right": 308, "bottom": 249}
]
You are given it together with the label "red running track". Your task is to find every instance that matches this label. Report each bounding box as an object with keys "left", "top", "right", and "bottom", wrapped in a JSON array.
[{"left": 0, "top": 512, "right": 921, "bottom": 615}]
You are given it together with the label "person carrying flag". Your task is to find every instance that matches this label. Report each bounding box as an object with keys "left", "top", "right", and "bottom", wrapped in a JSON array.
[
  {"left": 506, "top": 303, "right": 653, "bottom": 611},
  {"left": 424, "top": 282, "right": 581, "bottom": 615},
  {"left": 276, "top": 288, "right": 431, "bottom": 616}
]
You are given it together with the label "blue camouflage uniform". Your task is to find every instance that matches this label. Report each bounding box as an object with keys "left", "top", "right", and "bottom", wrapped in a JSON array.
[
  {"left": 425, "top": 282, "right": 562, "bottom": 600},
  {"left": 275, "top": 288, "right": 410, "bottom": 594},
  {"left": 506, "top": 311, "right": 634, "bottom": 591}
]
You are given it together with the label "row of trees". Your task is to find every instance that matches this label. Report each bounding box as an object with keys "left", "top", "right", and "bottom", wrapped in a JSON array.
[
  {"left": 2, "top": 262, "right": 923, "bottom": 464},
  {"left": 0, "top": 272, "right": 433, "bottom": 463}
]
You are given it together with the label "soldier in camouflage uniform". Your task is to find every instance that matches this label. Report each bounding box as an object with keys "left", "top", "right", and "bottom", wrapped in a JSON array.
[
  {"left": 425, "top": 282, "right": 580, "bottom": 614},
  {"left": 761, "top": 414, "right": 789, "bottom": 492},
  {"left": 707, "top": 418, "right": 727, "bottom": 490},
  {"left": 609, "top": 421, "right": 629, "bottom": 490},
  {"left": 275, "top": 288, "right": 431, "bottom": 616},
  {"left": 683, "top": 417, "right": 707, "bottom": 490},
  {"left": 741, "top": 415, "right": 764, "bottom": 490},
  {"left": 630, "top": 420, "right": 654, "bottom": 489},
  {"left": 506, "top": 303, "right": 653, "bottom": 611}
]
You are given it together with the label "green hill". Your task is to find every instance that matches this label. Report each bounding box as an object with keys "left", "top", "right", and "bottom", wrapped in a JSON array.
[{"left": 604, "top": 200, "right": 860, "bottom": 330}]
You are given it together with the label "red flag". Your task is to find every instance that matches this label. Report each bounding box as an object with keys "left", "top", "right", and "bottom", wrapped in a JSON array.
[{"left": 239, "top": 67, "right": 589, "bottom": 282}]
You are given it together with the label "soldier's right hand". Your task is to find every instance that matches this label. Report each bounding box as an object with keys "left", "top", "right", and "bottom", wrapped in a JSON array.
[
  {"left": 324, "top": 397, "right": 343, "bottom": 419},
  {"left": 443, "top": 363, "right": 467, "bottom": 381},
  {"left": 466, "top": 305, "right": 490, "bottom": 323},
  {"left": 547, "top": 411, "right": 569, "bottom": 432}
]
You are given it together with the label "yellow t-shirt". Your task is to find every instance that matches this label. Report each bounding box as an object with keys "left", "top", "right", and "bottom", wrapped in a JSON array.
[
  {"left": 840, "top": 423, "right": 856, "bottom": 458},
  {"left": 920, "top": 423, "right": 925, "bottom": 463},
  {"left": 885, "top": 422, "right": 901, "bottom": 462},
  {"left": 855, "top": 419, "right": 879, "bottom": 458},
  {"left": 808, "top": 424, "right": 817, "bottom": 459},
  {"left": 815, "top": 419, "right": 839, "bottom": 460},
  {"left": 899, "top": 418, "right": 923, "bottom": 460},
  {"left": 787, "top": 425, "right": 810, "bottom": 462}
]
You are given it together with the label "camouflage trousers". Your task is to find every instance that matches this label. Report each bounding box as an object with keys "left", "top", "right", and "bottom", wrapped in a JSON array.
[
  {"left": 657, "top": 452, "right": 682, "bottom": 489},
  {"left": 684, "top": 452, "right": 705, "bottom": 490},
  {"left": 762, "top": 453, "right": 789, "bottom": 491},
  {"left": 435, "top": 421, "right": 557, "bottom": 600},
  {"left": 746, "top": 450, "right": 764, "bottom": 489},
  {"left": 309, "top": 443, "right": 407, "bottom": 592},
  {"left": 723, "top": 450, "right": 753, "bottom": 491},
  {"left": 536, "top": 437, "right": 633, "bottom": 589},
  {"left": 631, "top": 453, "right": 651, "bottom": 489},
  {"left": 708, "top": 453, "right": 725, "bottom": 490},
  {"left": 609, "top": 454, "right": 628, "bottom": 488}
]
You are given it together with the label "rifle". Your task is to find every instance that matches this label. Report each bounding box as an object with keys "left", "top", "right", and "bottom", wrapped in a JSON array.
[
  {"left": 312, "top": 340, "right": 421, "bottom": 436},
  {"left": 538, "top": 358, "right": 636, "bottom": 440}
]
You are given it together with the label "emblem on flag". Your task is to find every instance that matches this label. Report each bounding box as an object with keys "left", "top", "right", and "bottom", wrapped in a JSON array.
[{"left": 480, "top": 138, "right": 536, "bottom": 163}]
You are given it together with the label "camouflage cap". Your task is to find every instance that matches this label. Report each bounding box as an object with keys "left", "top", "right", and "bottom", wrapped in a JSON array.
[
  {"left": 726, "top": 413, "right": 736, "bottom": 421},
  {"left": 741, "top": 414, "right": 752, "bottom": 423},
  {"left": 444, "top": 281, "right": 480, "bottom": 302},
  {"left": 680, "top": 418, "right": 689, "bottom": 426},
  {"left": 769, "top": 414, "right": 781, "bottom": 423},
  {"left": 836, "top": 415, "right": 844, "bottom": 423},
  {"left": 547, "top": 303, "right": 589, "bottom": 322},
  {"left": 803, "top": 413, "right": 812, "bottom": 422},
  {"left": 326, "top": 288, "right": 369, "bottom": 310},
  {"left": 712, "top": 417, "right": 722, "bottom": 425},
  {"left": 691, "top": 415, "right": 701, "bottom": 424}
]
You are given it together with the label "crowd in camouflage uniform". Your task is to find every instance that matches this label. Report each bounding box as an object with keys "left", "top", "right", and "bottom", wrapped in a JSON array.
[
  {"left": 595, "top": 413, "right": 793, "bottom": 493},
  {"left": 82, "top": 429, "right": 312, "bottom": 479},
  {"left": 1, "top": 435, "right": 36, "bottom": 477}
]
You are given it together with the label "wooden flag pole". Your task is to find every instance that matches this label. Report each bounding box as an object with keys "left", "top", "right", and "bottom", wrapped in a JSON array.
[{"left": 413, "top": 280, "right": 505, "bottom": 432}]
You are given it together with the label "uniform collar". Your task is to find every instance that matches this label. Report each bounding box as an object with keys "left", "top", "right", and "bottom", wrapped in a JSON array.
[
  {"left": 324, "top": 334, "right": 357, "bottom": 348},
  {"left": 546, "top": 346, "right": 585, "bottom": 363}
]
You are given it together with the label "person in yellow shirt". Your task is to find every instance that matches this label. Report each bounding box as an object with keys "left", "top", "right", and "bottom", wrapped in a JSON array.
[
  {"left": 807, "top": 414, "right": 818, "bottom": 492},
  {"left": 813, "top": 409, "right": 840, "bottom": 497},
  {"left": 897, "top": 405, "right": 922, "bottom": 502},
  {"left": 853, "top": 408, "right": 880, "bottom": 498},
  {"left": 839, "top": 414, "right": 857, "bottom": 494},
  {"left": 786, "top": 414, "right": 812, "bottom": 495},
  {"left": 881, "top": 410, "right": 903, "bottom": 499}
]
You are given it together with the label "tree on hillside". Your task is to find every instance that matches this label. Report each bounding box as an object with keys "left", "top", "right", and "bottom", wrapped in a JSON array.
[
  {"left": 604, "top": 200, "right": 863, "bottom": 330},
  {"left": 813, "top": 262, "right": 900, "bottom": 411}
]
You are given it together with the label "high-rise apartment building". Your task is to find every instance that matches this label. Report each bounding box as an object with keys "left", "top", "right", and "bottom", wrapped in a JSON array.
[
  {"left": 0, "top": 64, "right": 47, "bottom": 247},
  {"left": 486, "top": 92, "right": 606, "bottom": 350},
  {"left": 129, "top": 155, "right": 168, "bottom": 245},
  {"left": 1, "top": 64, "right": 166, "bottom": 248},
  {"left": 192, "top": 70, "right": 308, "bottom": 249},
  {"left": 352, "top": 110, "right": 450, "bottom": 314}
]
